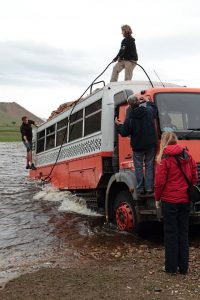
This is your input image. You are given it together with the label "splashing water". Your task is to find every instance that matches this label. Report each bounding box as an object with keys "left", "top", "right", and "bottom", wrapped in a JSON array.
[{"left": 33, "top": 186, "right": 102, "bottom": 216}]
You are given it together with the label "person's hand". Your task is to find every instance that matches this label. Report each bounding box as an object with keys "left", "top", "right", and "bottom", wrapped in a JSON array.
[
  {"left": 139, "top": 97, "right": 149, "bottom": 103},
  {"left": 139, "top": 99, "right": 145, "bottom": 104},
  {"left": 155, "top": 201, "right": 161, "bottom": 209},
  {"left": 115, "top": 117, "right": 121, "bottom": 125}
]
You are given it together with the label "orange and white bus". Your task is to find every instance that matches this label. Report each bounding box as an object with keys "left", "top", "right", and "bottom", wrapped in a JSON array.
[{"left": 30, "top": 80, "right": 200, "bottom": 232}]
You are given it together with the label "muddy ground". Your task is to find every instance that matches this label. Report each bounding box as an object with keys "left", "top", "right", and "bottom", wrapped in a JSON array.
[{"left": 0, "top": 242, "right": 199, "bottom": 300}]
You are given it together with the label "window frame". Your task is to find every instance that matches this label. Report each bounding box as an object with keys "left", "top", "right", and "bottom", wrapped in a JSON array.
[
  {"left": 45, "top": 124, "right": 56, "bottom": 150},
  {"left": 84, "top": 99, "right": 102, "bottom": 137},
  {"left": 56, "top": 117, "right": 68, "bottom": 147}
]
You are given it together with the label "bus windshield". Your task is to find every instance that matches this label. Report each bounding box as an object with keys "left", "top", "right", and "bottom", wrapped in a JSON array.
[{"left": 155, "top": 92, "right": 200, "bottom": 136}]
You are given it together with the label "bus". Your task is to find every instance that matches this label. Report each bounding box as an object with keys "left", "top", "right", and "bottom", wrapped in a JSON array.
[{"left": 30, "top": 80, "right": 200, "bottom": 232}]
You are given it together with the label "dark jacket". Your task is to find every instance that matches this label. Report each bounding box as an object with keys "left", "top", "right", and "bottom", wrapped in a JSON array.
[
  {"left": 154, "top": 145, "right": 198, "bottom": 203},
  {"left": 117, "top": 102, "right": 157, "bottom": 152},
  {"left": 20, "top": 120, "right": 35, "bottom": 141},
  {"left": 114, "top": 36, "right": 138, "bottom": 62}
]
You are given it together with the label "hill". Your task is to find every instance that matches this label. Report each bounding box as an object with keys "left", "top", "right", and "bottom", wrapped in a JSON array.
[{"left": 0, "top": 102, "right": 43, "bottom": 142}]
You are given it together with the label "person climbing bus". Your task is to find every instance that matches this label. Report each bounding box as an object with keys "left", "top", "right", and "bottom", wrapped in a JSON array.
[{"left": 20, "top": 116, "right": 37, "bottom": 170}]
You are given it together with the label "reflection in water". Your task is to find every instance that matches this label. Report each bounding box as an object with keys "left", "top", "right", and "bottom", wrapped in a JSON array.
[{"left": 0, "top": 142, "right": 199, "bottom": 285}]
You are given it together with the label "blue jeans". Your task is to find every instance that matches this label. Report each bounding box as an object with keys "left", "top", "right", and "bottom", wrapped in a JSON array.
[{"left": 133, "top": 147, "right": 156, "bottom": 192}]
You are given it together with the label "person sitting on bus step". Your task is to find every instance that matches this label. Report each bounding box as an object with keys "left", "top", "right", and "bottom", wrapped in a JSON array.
[
  {"left": 154, "top": 132, "right": 198, "bottom": 275},
  {"left": 20, "top": 116, "right": 37, "bottom": 170},
  {"left": 115, "top": 95, "right": 158, "bottom": 196},
  {"left": 110, "top": 24, "right": 138, "bottom": 82}
]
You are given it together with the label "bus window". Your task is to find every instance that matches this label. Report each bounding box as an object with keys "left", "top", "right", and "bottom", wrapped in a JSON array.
[
  {"left": 56, "top": 118, "right": 68, "bottom": 146},
  {"left": 84, "top": 100, "right": 102, "bottom": 136},
  {"left": 156, "top": 92, "right": 200, "bottom": 136},
  {"left": 69, "top": 110, "right": 83, "bottom": 142},
  {"left": 36, "top": 130, "right": 45, "bottom": 153},
  {"left": 46, "top": 124, "right": 55, "bottom": 150}
]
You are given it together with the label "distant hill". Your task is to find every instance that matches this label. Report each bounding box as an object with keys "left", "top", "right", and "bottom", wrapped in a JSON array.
[{"left": 0, "top": 102, "right": 43, "bottom": 142}]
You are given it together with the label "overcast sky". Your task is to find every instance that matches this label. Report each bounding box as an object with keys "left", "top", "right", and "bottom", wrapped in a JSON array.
[{"left": 0, "top": 0, "right": 200, "bottom": 118}]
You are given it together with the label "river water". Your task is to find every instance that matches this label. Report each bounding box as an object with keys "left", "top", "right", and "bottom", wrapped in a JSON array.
[
  {"left": 0, "top": 142, "right": 199, "bottom": 286},
  {"left": 0, "top": 142, "right": 139, "bottom": 285}
]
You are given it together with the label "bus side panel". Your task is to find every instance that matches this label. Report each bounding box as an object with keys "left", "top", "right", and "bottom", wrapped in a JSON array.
[
  {"left": 30, "top": 153, "right": 111, "bottom": 189},
  {"left": 68, "top": 154, "right": 102, "bottom": 189},
  {"left": 51, "top": 162, "right": 70, "bottom": 189}
]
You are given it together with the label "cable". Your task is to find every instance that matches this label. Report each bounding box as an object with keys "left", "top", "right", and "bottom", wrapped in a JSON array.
[
  {"left": 136, "top": 63, "right": 154, "bottom": 87},
  {"left": 40, "top": 60, "right": 153, "bottom": 184},
  {"left": 41, "top": 60, "right": 113, "bottom": 184},
  {"left": 154, "top": 70, "right": 165, "bottom": 87}
]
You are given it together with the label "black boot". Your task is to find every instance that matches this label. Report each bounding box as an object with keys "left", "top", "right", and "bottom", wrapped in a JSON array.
[{"left": 31, "top": 163, "right": 37, "bottom": 170}]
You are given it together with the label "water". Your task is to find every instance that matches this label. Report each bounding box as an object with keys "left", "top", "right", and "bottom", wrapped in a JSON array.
[
  {"left": 0, "top": 142, "right": 199, "bottom": 286},
  {"left": 0, "top": 142, "right": 137, "bottom": 284}
]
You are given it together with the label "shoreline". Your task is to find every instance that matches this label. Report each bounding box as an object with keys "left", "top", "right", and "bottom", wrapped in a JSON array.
[{"left": 0, "top": 246, "right": 199, "bottom": 300}]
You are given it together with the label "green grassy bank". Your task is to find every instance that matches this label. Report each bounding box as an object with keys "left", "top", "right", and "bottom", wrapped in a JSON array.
[
  {"left": 0, "top": 125, "right": 21, "bottom": 142},
  {"left": 0, "top": 102, "right": 43, "bottom": 142}
]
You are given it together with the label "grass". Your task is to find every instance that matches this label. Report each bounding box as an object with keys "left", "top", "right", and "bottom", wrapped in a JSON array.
[
  {"left": 0, "top": 102, "right": 43, "bottom": 142},
  {"left": 0, "top": 124, "right": 21, "bottom": 142}
]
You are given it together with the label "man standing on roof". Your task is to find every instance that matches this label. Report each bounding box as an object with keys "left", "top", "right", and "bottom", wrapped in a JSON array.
[
  {"left": 110, "top": 24, "right": 138, "bottom": 82},
  {"left": 20, "top": 116, "right": 37, "bottom": 170}
]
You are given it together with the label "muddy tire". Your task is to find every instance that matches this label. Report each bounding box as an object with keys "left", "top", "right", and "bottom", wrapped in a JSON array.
[{"left": 113, "top": 190, "right": 137, "bottom": 233}]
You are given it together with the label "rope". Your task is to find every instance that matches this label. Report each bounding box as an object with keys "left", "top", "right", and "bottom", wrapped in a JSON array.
[
  {"left": 40, "top": 60, "right": 153, "bottom": 185},
  {"left": 41, "top": 60, "right": 113, "bottom": 184}
]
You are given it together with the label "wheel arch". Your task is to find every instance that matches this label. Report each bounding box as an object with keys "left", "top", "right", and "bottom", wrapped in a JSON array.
[{"left": 105, "top": 170, "right": 137, "bottom": 223}]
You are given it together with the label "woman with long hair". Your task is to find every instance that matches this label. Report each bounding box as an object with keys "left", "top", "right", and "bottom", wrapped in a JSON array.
[{"left": 154, "top": 132, "right": 198, "bottom": 275}]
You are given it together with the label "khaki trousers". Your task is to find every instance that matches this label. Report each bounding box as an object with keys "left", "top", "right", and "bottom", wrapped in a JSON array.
[{"left": 110, "top": 60, "right": 137, "bottom": 82}]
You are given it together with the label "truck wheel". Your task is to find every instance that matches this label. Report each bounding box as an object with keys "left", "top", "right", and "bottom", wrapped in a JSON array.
[{"left": 113, "top": 190, "right": 137, "bottom": 232}]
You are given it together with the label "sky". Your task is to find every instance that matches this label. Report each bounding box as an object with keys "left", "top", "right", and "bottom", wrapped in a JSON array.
[{"left": 0, "top": 0, "right": 200, "bottom": 119}]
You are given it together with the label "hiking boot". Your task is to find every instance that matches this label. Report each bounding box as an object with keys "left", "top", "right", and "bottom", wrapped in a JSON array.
[
  {"left": 31, "top": 163, "right": 37, "bottom": 170},
  {"left": 162, "top": 266, "right": 166, "bottom": 272},
  {"left": 178, "top": 267, "right": 188, "bottom": 275},
  {"left": 146, "top": 191, "right": 155, "bottom": 197},
  {"left": 161, "top": 267, "right": 176, "bottom": 275},
  {"left": 179, "top": 271, "right": 187, "bottom": 275},
  {"left": 137, "top": 191, "right": 146, "bottom": 198},
  {"left": 26, "top": 165, "right": 31, "bottom": 169}
]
